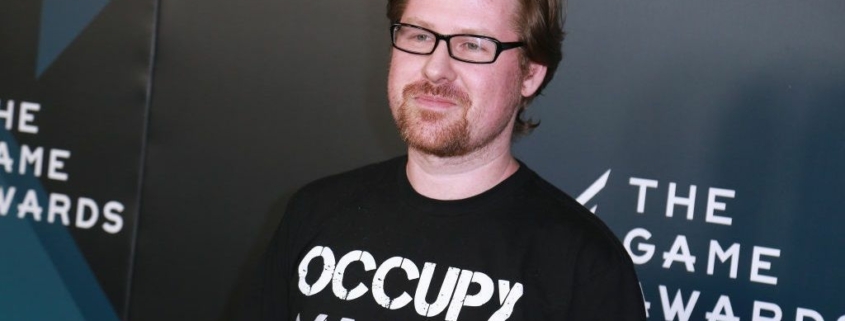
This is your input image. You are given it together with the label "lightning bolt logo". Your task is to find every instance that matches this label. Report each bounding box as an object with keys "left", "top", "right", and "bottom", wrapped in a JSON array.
[{"left": 576, "top": 169, "right": 611, "bottom": 213}]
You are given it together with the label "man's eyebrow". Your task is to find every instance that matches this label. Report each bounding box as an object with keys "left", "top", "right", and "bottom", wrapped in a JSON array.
[
  {"left": 400, "top": 17, "right": 432, "bottom": 29},
  {"left": 456, "top": 27, "right": 492, "bottom": 37},
  {"left": 401, "top": 17, "right": 493, "bottom": 37}
]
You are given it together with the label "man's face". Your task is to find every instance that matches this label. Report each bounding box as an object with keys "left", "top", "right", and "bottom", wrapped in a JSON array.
[{"left": 387, "top": 0, "right": 546, "bottom": 158}]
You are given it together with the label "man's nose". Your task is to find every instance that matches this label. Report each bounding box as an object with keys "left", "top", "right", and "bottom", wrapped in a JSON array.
[{"left": 422, "top": 39, "right": 457, "bottom": 84}]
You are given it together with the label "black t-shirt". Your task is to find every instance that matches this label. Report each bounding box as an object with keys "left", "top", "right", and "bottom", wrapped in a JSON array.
[{"left": 243, "top": 156, "right": 646, "bottom": 321}]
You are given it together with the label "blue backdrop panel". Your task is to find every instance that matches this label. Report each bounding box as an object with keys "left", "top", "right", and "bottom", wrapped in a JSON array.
[
  {"left": 517, "top": 0, "right": 844, "bottom": 319},
  {"left": 0, "top": 0, "right": 156, "bottom": 319}
]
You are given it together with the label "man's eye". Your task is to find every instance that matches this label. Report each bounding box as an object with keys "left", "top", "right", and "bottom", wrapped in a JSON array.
[
  {"left": 408, "top": 33, "right": 431, "bottom": 42},
  {"left": 459, "top": 40, "right": 487, "bottom": 52},
  {"left": 463, "top": 42, "right": 481, "bottom": 51}
]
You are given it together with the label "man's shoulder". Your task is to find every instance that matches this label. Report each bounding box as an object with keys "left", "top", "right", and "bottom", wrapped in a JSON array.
[
  {"left": 293, "top": 155, "right": 405, "bottom": 202},
  {"left": 516, "top": 165, "right": 631, "bottom": 263},
  {"left": 516, "top": 165, "right": 595, "bottom": 225}
]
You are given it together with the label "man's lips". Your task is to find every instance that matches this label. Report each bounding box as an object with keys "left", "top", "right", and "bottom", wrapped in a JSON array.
[
  {"left": 401, "top": 80, "right": 472, "bottom": 110},
  {"left": 413, "top": 94, "right": 460, "bottom": 109}
]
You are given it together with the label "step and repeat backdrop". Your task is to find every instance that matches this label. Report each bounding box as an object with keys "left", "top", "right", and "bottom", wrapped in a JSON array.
[
  {"left": 0, "top": 0, "right": 842, "bottom": 320},
  {"left": 0, "top": 0, "right": 155, "bottom": 320},
  {"left": 517, "top": 0, "right": 845, "bottom": 320}
]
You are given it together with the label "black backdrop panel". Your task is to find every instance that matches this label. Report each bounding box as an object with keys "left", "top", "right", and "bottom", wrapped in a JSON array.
[{"left": 133, "top": 0, "right": 403, "bottom": 320}]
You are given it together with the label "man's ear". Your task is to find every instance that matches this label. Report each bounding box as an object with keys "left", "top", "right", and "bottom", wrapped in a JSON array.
[{"left": 521, "top": 61, "right": 548, "bottom": 97}]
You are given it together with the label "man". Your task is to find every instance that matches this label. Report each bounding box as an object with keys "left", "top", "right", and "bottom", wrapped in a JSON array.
[{"left": 244, "top": 0, "right": 647, "bottom": 320}]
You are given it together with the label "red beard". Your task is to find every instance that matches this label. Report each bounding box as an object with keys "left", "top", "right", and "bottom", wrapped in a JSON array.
[{"left": 396, "top": 81, "right": 473, "bottom": 157}]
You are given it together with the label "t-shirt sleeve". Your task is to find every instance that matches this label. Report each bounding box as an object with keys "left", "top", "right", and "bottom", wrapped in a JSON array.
[
  {"left": 239, "top": 191, "right": 306, "bottom": 321},
  {"left": 566, "top": 221, "right": 646, "bottom": 321},
  {"left": 565, "top": 241, "right": 648, "bottom": 321}
]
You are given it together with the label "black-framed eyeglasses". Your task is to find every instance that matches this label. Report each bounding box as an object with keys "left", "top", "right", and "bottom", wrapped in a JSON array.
[{"left": 390, "top": 23, "right": 525, "bottom": 64}]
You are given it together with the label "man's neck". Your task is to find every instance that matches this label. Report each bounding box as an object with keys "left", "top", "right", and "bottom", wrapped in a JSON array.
[{"left": 405, "top": 144, "right": 520, "bottom": 200}]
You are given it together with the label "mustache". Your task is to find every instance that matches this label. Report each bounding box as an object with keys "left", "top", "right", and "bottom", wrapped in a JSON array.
[{"left": 402, "top": 81, "right": 472, "bottom": 107}]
